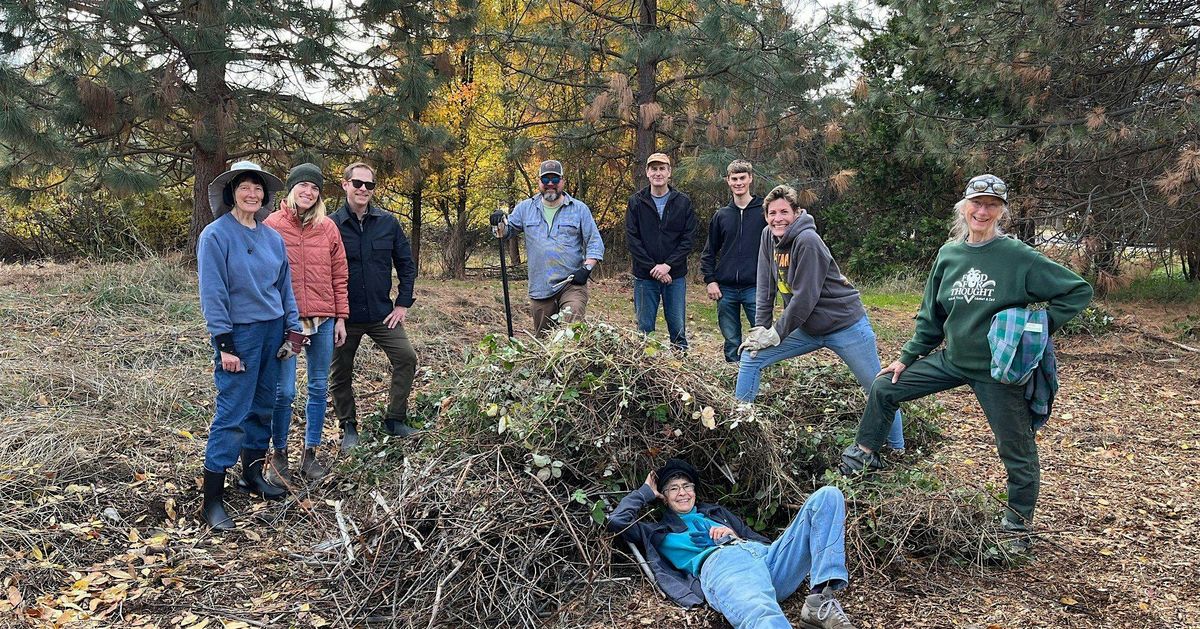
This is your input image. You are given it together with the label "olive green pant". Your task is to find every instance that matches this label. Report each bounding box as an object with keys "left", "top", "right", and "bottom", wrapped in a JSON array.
[
  {"left": 329, "top": 321, "right": 418, "bottom": 426},
  {"left": 856, "top": 351, "right": 1040, "bottom": 525}
]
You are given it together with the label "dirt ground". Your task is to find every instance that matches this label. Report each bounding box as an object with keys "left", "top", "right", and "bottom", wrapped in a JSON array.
[{"left": 2, "top": 262, "right": 1198, "bottom": 628}]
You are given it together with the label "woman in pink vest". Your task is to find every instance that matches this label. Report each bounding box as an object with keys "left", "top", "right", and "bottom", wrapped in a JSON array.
[{"left": 262, "top": 163, "right": 349, "bottom": 484}]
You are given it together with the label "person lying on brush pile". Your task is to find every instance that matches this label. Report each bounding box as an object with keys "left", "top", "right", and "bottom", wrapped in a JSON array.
[{"left": 608, "top": 458, "right": 857, "bottom": 629}]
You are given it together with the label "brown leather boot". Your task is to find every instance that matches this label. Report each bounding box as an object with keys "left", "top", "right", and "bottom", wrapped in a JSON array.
[
  {"left": 263, "top": 448, "right": 292, "bottom": 488},
  {"left": 299, "top": 447, "right": 328, "bottom": 481}
]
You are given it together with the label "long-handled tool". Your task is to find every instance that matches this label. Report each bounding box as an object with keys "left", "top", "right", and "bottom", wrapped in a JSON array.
[{"left": 497, "top": 226, "right": 514, "bottom": 340}]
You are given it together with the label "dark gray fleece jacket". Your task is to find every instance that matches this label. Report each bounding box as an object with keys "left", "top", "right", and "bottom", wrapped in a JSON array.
[{"left": 755, "top": 212, "right": 865, "bottom": 338}]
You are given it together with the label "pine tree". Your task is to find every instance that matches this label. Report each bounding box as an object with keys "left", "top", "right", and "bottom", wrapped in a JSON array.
[
  {"left": 845, "top": 0, "right": 1200, "bottom": 282},
  {"left": 0, "top": 0, "right": 356, "bottom": 251}
]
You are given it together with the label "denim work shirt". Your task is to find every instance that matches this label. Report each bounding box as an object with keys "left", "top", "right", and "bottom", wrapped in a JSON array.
[{"left": 505, "top": 193, "right": 605, "bottom": 300}]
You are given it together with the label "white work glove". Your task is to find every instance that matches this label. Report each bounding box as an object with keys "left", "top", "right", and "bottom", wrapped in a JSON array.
[{"left": 737, "top": 326, "right": 781, "bottom": 358}]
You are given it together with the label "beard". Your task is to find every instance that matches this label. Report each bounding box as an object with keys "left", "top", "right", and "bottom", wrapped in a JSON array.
[{"left": 541, "top": 189, "right": 560, "bottom": 202}]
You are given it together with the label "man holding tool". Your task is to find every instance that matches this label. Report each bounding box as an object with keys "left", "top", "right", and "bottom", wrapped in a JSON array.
[{"left": 490, "top": 159, "right": 605, "bottom": 336}]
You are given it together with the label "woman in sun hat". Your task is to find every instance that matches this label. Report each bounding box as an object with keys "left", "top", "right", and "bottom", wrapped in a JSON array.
[
  {"left": 261, "top": 163, "right": 348, "bottom": 485},
  {"left": 196, "top": 160, "right": 304, "bottom": 531},
  {"left": 840, "top": 174, "right": 1092, "bottom": 550}
]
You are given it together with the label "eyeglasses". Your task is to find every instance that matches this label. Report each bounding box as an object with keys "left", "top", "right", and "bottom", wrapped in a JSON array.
[
  {"left": 968, "top": 179, "right": 1006, "bottom": 196},
  {"left": 348, "top": 178, "right": 376, "bottom": 191},
  {"left": 540, "top": 175, "right": 561, "bottom": 185},
  {"left": 664, "top": 483, "right": 695, "bottom": 495}
]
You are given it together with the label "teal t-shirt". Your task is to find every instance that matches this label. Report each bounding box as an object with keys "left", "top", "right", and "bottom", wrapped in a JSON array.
[{"left": 656, "top": 510, "right": 723, "bottom": 576}]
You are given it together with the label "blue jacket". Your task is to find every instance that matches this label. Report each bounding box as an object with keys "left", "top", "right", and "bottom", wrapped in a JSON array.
[
  {"left": 197, "top": 212, "right": 300, "bottom": 339},
  {"left": 607, "top": 484, "right": 769, "bottom": 608},
  {"left": 330, "top": 202, "right": 418, "bottom": 324},
  {"left": 505, "top": 193, "right": 605, "bottom": 300},
  {"left": 625, "top": 185, "right": 697, "bottom": 280},
  {"left": 700, "top": 196, "right": 765, "bottom": 288}
]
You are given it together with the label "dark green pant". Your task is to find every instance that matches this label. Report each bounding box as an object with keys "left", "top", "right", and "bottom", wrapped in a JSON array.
[
  {"left": 856, "top": 351, "right": 1039, "bottom": 525},
  {"left": 329, "top": 321, "right": 418, "bottom": 426}
]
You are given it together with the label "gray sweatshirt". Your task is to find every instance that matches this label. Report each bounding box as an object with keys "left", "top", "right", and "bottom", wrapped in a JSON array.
[{"left": 755, "top": 212, "right": 865, "bottom": 338}]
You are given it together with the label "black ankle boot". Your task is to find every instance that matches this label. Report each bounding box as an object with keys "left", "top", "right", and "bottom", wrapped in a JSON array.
[
  {"left": 237, "top": 449, "right": 287, "bottom": 500},
  {"left": 340, "top": 421, "right": 360, "bottom": 452},
  {"left": 200, "top": 469, "right": 234, "bottom": 531},
  {"left": 382, "top": 418, "right": 419, "bottom": 438}
]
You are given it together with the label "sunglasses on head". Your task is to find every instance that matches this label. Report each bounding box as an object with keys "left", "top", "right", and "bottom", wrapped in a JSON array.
[
  {"left": 348, "top": 178, "right": 376, "bottom": 191},
  {"left": 969, "top": 179, "right": 1006, "bottom": 196},
  {"left": 540, "top": 174, "right": 561, "bottom": 185}
]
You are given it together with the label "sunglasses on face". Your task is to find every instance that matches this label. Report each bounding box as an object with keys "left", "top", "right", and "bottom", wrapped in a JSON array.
[
  {"left": 348, "top": 178, "right": 376, "bottom": 191},
  {"left": 540, "top": 175, "right": 561, "bottom": 185},
  {"left": 968, "top": 179, "right": 1007, "bottom": 196}
]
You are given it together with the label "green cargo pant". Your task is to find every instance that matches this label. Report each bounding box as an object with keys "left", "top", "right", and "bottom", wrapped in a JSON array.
[{"left": 855, "top": 351, "right": 1040, "bottom": 525}]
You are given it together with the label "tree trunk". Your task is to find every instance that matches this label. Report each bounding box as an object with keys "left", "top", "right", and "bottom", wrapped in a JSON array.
[
  {"left": 504, "top": 160, "right": 520, "bottom": 265},
  {"left": 410, "top": 178, "right": 425, "bottom": 271},
  {"left": 633, "top": 0, "right": 658, "bottom": 189},
  {"left": 187, "top": 0, "right": 231, "bottom": 256}
]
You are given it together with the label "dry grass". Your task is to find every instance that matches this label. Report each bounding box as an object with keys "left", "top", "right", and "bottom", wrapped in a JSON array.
[{"left": 7, "top": 257, "right": 1145, "bottom": 627}]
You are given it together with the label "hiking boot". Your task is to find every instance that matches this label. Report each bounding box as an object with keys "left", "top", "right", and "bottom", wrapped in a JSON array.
[
  {"left": 236, "top": 449, "right": 287, "bottom": 500},
  {"left": 263, "top": 448, "right": 292, "bottom": 488},
  {"left": 1001, "top": 516, "right": 1033, "bottom": 554},
  {"left": 200, "top": 469, "right": 234, "bottom": 532},
  {"left": 340, "top": 421, "right": 360, "bottom": 452},
  {"left": 838, "top": 444, "right": 885, "bottom": 475},
  {"left": 382, "top": 418, "right": 419, "bottom": 438},
  {"left": 799, "top": 591, "right": 856, "bottom": 629},
  {"left": 300, "top": 447, "right": 328, "bottom": 481}
]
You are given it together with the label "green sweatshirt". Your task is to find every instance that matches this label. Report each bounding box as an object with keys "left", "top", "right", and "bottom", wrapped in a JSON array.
[{"left": 899, "top": 236, "right": 1092, "bottom": 381}]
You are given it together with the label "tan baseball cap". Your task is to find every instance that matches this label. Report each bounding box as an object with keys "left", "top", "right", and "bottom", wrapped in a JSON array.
[{"left": 646, "top": 152, "right": 671, "bottom": 167}]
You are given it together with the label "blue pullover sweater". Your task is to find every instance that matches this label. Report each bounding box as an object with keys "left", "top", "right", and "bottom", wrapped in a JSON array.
[{"left": 198, "top": 212, "right": 300, "bottom": 341}]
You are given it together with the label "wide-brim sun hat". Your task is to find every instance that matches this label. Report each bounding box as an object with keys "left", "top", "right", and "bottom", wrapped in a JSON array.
[{"left": 207, "top": 160, "right": 286, "bottom": 220}]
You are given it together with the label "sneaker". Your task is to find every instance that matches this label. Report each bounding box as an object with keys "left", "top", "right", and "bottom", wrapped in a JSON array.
[
  {"left": 838, "top": 444, "right": 885, "bottom": 475},
  {"left": 799, "top": 591, "right": 856, "bottom": 629}
]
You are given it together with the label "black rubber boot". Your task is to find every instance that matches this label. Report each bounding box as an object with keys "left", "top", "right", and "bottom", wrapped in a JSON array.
[
  {"left": 237, "top": 449, "right": 287, "bottom": 500},
  {"left": 200, "top": 469, "right": 234, "bottom": 531},
  {"left": 382, "top": 418, "right": 419, "bottom": 438},
  {"left": 340, "top": 421, "right": 360, "bottom": 452}
]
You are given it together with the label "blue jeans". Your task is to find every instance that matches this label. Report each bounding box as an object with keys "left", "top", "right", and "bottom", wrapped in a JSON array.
[
  {"left": 205, "top": 317, "right": 284, "bottom": 473},
  {"left": 634, "top": 277, "right": 688, "bottom": 350},
  {"left": 272, "top": 318, "right": 334, "bottom": 449},
  {"left": 735, "top": 315, "right": 905, "bottom": 449},
  {"left": 700, "top": 487, "right": 849, "bottom": 628},
  {"left": 717, "top": 285, "right": 756, "bottom": 362}
]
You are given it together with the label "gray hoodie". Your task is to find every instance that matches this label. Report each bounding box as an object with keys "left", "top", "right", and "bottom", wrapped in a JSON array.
[{"left": 755, "top": 211, "right": 865, "bottom": 337}]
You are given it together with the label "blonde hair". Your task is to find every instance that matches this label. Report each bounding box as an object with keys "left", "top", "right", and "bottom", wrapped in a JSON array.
[
  {"left": 947, "top": 198, "right": 1008, "bottom": 243},
  {"left": 727, "top": 159, "right": 754, "bottom": 177},
  {"left": 762, "top": 184, "right": 799, "bottom": 212},
  {"left": 288, "top": 187, "right": 327, "bottom": 226},
  {"left": 343, "top": 161, "right": 375, "bottom": 180}
]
